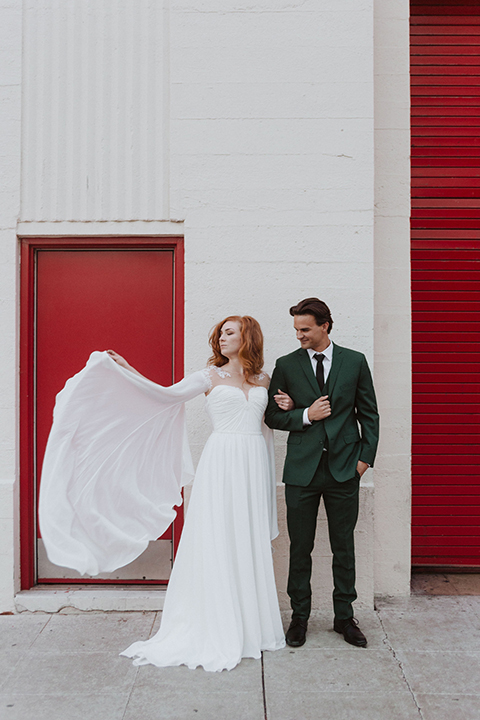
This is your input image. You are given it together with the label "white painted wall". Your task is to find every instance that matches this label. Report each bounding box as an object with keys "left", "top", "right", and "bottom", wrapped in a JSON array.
[
  {"left": 373, "top": 0, "right": 411, "bottom": 596},
  {"left": 0, "top": 0, "right": 21, "bottom": 612},
  {"left": 173, "top": 0, "right": 375, "bottom": 610},
  {"left": 0, "top": 0, "right": 411, "bottom": 611},
  {"left": 176, "top": 0, "right": 375, "bottom": 437}
]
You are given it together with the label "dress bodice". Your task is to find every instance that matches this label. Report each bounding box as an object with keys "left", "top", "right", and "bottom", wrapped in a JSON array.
[{"left": 205, "top": 385, "right": 268, "bottom": 434}]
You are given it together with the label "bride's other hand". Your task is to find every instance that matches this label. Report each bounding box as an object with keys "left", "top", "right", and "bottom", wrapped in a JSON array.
[
  {"left": 274, "top": 389, "right": 295, "bottom": 411},
  {"left": 106, "top": 349, "right": 130, "bottom": 369}
]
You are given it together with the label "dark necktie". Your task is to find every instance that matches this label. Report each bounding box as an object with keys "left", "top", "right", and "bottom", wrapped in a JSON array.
[{"left": 313, "top": 353, "right": 325, "bottom": 390}]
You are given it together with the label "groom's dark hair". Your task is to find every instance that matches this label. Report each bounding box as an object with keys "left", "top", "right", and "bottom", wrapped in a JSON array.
[{"left": 289, "top": 298, "right": 333, "bottom": 334}]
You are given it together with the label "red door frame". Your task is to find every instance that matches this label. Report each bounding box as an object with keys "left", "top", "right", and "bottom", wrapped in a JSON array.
[{"left": 19, "top": 236, "right": 185, "bottom": 590}]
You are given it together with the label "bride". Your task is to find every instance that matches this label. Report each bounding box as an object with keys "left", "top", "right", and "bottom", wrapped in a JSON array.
[{"left": 39, "top": 315, "right": 288, "bottom": 672}]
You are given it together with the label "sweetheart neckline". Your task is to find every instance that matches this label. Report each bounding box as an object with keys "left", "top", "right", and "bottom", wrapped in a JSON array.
[{"left": 207, "top": 384, "right": 268, "bottom": 402}]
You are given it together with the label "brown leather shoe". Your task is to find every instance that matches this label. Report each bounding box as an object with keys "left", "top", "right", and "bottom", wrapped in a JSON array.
[
  {"left": 334, "top": 617, "right": 367, "bottom": 647},
  {"left": 286, "top": 618, "right": 308, "bottom": 647}
]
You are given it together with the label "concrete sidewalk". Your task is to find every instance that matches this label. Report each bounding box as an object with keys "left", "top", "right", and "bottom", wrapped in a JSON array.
[{"left": 1, "top": 593, "right": 480, "bottom": 720}]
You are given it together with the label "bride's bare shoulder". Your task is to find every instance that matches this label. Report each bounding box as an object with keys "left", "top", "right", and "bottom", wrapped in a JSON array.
[{"left": 255, "top": 371, "right": 270, "bottom": 389}]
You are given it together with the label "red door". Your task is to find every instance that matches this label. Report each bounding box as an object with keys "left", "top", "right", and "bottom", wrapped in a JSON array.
[
  {"left": 411, "top": 1, "right": 480, "bottom": 568},
  {"left": 20, "top": 239, "right": 184, "bottom": 587}
]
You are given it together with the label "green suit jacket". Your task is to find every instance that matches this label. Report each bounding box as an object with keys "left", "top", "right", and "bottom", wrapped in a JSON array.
[{"left": 265, "top": 344, "right": 379, "bottom": 485}]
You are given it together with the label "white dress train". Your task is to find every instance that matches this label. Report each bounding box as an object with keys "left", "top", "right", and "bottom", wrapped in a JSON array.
[{"left": 39, "top": 352, "right": 285, "bottom": 672}]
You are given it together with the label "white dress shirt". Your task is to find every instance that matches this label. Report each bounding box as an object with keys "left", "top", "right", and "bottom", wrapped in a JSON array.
[{"left": 302, "top": 342, "right": 333, "bottom": 426}]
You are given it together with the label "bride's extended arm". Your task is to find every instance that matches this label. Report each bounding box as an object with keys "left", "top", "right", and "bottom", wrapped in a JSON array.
[{"left": 106, "top": 350, "right": 211, "bottom": 402}]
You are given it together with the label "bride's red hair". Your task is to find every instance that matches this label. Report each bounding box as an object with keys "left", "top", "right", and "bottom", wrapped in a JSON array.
[{"left": 208, "top": 315, "right": 264, "bottom": 384}]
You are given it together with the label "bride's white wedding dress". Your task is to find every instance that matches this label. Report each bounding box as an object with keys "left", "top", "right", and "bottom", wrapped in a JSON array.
[
  {"left": 39, "top": 352, "right": 285, "bottom": 672},
  {"left": 122, "top": 379, "right": 286, "bottom": 671}
]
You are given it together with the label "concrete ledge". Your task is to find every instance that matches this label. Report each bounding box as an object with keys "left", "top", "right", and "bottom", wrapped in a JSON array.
[{"left": 14, "top": 587, "right": 167, "bottom": 613}]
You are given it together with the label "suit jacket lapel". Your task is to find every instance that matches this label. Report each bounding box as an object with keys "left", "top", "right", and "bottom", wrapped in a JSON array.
[
  {"left": 326, "top": 343, "right": 343, "bottom": 396},
  {"left": 296, "top": 349, "right": 320, "bottom": 395}
]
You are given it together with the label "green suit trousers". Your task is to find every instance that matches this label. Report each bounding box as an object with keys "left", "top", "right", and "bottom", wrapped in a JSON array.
[{"left": 285, "top": 451, "right": 360, "bottom": 621}]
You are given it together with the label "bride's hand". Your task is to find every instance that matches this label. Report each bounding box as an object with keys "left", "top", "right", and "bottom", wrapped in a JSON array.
[
  {"left": 274, "top": 389, "right": 295, "bottom": 411},
  {"left": 106, "top": 349, "right": 130, "bottom": 369}
]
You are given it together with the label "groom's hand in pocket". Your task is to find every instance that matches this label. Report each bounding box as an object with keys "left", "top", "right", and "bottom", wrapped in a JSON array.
[{"left": 356, "top": 460, "right": 369, "bottom": 478}]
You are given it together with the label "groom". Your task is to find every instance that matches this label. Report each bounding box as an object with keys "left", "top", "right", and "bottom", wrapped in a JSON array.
[{"left": 265, "top": 298, "right": 379, "bottom": 648}]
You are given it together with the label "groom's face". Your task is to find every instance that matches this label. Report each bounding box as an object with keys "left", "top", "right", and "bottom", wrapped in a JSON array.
[{"left": 294, "top": 314, "right": 330, "bottom": 351}]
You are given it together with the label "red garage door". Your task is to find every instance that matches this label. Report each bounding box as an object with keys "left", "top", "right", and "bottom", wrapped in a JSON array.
[
  {"left": 411, "top": 1, "right": 480, "bottom": 568},
  {"left": 20, "top": 238, "right": 184, "bottom": 588}
]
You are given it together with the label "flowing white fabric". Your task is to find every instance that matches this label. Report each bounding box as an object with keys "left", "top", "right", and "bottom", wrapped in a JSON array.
[
  {"left": 121, "top": 383, "right": 285, "bottom": 671},
  {"left": 38, "top": 351, "right": 210, "bottom": 576},
  {"left": 39, "top": 354, "right": 284, "bottom": 671}
]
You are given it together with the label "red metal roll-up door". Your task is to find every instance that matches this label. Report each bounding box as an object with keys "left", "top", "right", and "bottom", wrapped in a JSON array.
[{"left": 411, "top": 1, "right": 480, "bottom": 569}]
